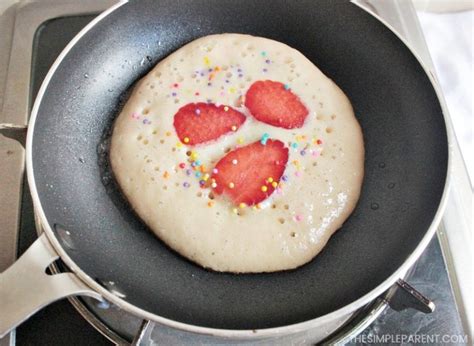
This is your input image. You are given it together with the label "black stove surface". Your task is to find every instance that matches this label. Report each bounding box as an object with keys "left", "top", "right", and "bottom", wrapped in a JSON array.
[{"left": 15, "top": 14, "right": 465, "bottom": 346}]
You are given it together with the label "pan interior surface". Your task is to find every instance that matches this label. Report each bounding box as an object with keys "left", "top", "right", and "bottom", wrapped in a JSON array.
[{"left": 31, "top": 0, "right": 448, "bottom": 329}]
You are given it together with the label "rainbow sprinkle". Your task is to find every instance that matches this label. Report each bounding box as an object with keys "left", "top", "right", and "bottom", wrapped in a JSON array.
[{"left": 260, "top": 133, "right": 270, "bottom": 145}]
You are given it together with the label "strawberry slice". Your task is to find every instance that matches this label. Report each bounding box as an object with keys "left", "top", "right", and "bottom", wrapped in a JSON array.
[
  {"left": 211, "top": 139, "right": 289, "bottom": 206},
  {"left": 173, "top": 103, "right": 246, "bottom": 145},
  {"left": 245, "top": 80, "right": 309, "bottom": 129}
]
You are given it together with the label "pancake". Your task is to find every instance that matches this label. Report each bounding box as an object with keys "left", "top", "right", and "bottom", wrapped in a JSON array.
[{"left": 110, "top": 34, "right": 364, "bottom": 273}]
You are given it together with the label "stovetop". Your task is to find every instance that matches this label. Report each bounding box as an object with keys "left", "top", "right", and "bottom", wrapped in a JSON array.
[{"left": 0, "top": 1, "right": 470, "bottom": 345}]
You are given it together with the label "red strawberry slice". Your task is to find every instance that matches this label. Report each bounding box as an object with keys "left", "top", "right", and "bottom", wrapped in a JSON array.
[
  {"left": 245, "top": 80, "right": 309, "bottom": 129},
  {"left": 173, "top": 103, "right": 246, "bottom": 145},
  {"left": 211, "top": 139, "right": 289, "bottom": 206}
]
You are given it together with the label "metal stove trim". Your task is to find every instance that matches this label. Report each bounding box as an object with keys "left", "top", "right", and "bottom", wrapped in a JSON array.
[{"left": 24, "top": 0, "right": 453, "bottom": 340}]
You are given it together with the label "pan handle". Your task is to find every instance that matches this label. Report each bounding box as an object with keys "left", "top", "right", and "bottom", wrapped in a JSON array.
[{"left": 0, "top": 233, "right": 102, "bottom": 338}]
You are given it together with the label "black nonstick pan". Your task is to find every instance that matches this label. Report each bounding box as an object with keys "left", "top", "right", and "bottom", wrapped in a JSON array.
[{"left": 1, "top": 0, "right": 449, "bottom": 340}]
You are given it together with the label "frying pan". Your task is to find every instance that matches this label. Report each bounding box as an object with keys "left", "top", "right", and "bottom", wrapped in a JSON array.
[{"left": 1, "top": 0, "right": 449, "bottom": 341}]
